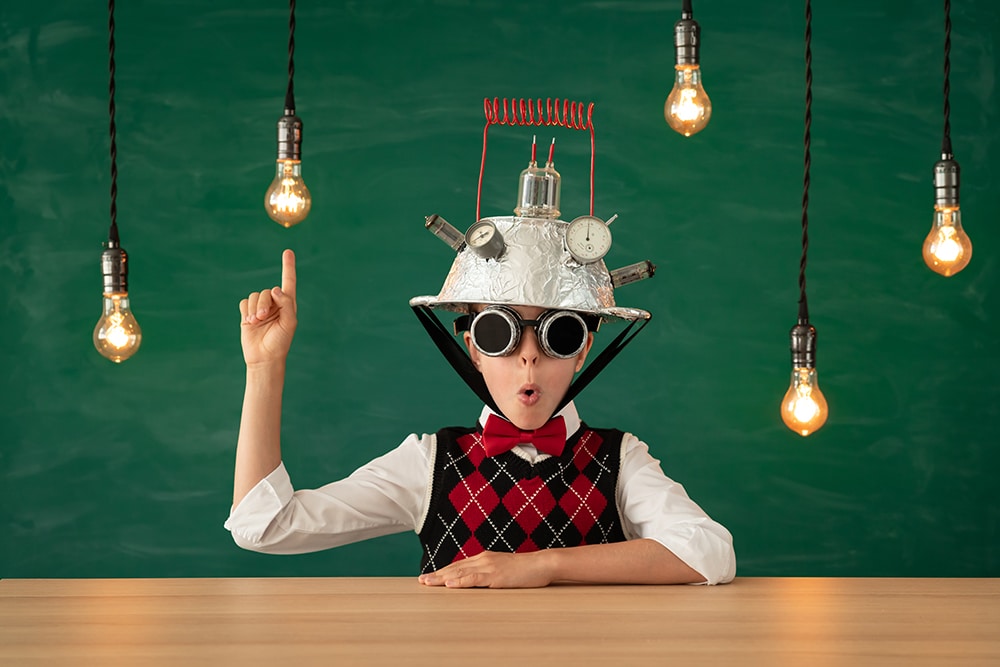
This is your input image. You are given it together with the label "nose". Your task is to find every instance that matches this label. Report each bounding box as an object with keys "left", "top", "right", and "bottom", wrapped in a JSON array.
[{"left": 517, "top": 325, "right": 541, "bottom": 365}]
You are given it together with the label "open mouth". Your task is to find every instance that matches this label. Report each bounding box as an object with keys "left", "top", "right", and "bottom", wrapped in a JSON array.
[{"left": 519, "top": 384, "right": 541, "bottom": 405}]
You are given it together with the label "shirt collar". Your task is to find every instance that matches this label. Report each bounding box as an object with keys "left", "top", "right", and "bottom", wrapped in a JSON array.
[{"left": 477, "top": 402, "right": 581, "bottom": 444}]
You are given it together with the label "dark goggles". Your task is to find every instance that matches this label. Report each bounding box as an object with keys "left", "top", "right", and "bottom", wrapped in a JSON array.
[{"left": 454, "top": 306, "right": 599, "bottom": 359}]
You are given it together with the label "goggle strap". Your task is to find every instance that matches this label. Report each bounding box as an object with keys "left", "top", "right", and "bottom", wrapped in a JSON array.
[
  {"left": 553, "top": 316, "right": 650, "bottom": 416},
  {"left": 452, "top": 314, "right": 472, "bottom": 335},
  {"left": 412, "top": 305, "right": 504, "bottom": 417}
]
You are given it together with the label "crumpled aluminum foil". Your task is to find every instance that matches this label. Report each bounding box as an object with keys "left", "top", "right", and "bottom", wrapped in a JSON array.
[{"left": 410, "top": 216, "right": 650, "bottom": 322}]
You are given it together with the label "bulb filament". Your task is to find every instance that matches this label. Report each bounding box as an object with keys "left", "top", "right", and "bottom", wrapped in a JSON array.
[
  {"left": 781, "top": 367, "right": 829, "bottom": 436},
  {"left": 923, "top": 206, "right": 972, "bottom": 276},
  {"left": 665, "top": 65, "right": 712, "bottom": 136},
  {"left": 266, "top": 159, "right": 312, "bottom": 227}
]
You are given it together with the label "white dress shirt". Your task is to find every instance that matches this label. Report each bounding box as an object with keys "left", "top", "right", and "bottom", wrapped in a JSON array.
[{"left": 225, "top": 402, "right": 736, "bottom": 584}]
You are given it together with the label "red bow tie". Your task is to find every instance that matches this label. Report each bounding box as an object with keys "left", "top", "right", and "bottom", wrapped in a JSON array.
[{"left": 481, "top": 414, "right": 567, "bottom": 458}]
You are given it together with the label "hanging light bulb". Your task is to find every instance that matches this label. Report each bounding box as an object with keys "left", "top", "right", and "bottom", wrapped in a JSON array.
[
  {"left": 781, "top": 368, "right": 828, "bottom": 435},
  {"left": 664, "top": 1, "right": 711, "bottom": 137},
  {"left": 780, "top": 0, "right": 829, "bottom": 437},
  {"left": 94, "top": 241, "right": 141, "bottom": 363},
  {"left": 265, "top": 0, "right": 310, "bottom": 227},
  {"left": 95, "top": 0, "right": 140, "bottom": 363},
  {"left": 924, "top": 0, "right": 972, "bottom": 276},
  {"left": 265, "top": 112, "right": 311, "bottom": 227},
  {"left": 781, "top": 324, "right": 827, "bottom": 436},
  {"left": 923, "top": 158, "right": 972, "bottom": 276},
  {"left": 666, "top": 66, "right": 711, "bottom": 136}
]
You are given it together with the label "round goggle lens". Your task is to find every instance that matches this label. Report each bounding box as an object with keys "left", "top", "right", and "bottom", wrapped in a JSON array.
[
  {"left": 471, "top": 310, "right": 518, "bottom": 356},
  {"left": 540, "top": 311, "right": 588, "bottom": 358}
]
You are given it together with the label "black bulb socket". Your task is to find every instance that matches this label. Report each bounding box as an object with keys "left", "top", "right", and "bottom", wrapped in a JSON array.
[
  {"left": 933, "top": 155, "right": 960, "bottom": 208},
  {"left": 276, "top": 109, "right": 303, "bottom": 161},
  {"left": 789, "top": 322, "right": 817, "bottom": 369},
  {"left": 101, "top": 240, "right": 129, "bottom": 295},
  {"left": 674, "top": 17, "right": 701, "bottom": 66}
]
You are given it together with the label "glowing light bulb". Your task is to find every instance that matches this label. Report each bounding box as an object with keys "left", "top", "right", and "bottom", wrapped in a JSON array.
[
  {"left": 781, "top": 367, "right": 828, "bottom": 436},
  {"left": 780, "top": 322, "right": 828, "bottom": 437},
  {"left": 265, "top": 159, "right": 312, "bottom": 227},
  {"left": 923, "top": 155, "right": 972, "bottom": 276},
  {"left": 94, "top": 294, "right": 141, "bottom": 362},
  {"left": 923, "top": 206, "right": 972, "bottom": 276},
  {"left": 665, "top": 65, "right": 712, "bottom": 136},
  {"left": 665, "top": 8, "right": 711, "bottom": 137},
  {"left": 265, "top": 110, "right": 310, "bottom": 227},
  {"left": 94, "top": 242, "right": 141, "bottom": 363}
]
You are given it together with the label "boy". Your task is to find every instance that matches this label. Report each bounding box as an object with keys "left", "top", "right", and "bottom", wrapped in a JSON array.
[{"left": 227, "top": 213, "right": 736, "bottom": 588}]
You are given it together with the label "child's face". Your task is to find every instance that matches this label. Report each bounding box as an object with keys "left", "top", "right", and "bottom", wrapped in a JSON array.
[{"left": 463, "top": 305, "right": 593, "bottom": 431}]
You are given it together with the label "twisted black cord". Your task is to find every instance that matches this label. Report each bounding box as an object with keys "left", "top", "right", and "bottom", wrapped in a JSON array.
[
  {"left": 284, "top": 0, "right": 296, "bottom": 111},
  {"left": 942, "top": 0, "right": 952, "bottom": 155},
  {"left": 108, "top": 0, "right": 119, "bottom": 244},
  {"left": 798, "top": 0, "right": 812, "bottom": 324}
]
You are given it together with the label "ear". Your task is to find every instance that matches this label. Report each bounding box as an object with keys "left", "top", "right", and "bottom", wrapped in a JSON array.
[
  {"left": 574, "top": 333, "right": 595, "bottom": 373},
  {"left": 463, "top": 331, "right": 482, "bottom": 371}
]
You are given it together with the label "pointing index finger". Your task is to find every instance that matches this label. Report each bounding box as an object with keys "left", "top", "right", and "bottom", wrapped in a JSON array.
[{"left": 281, "top": 249, "right": 297, "bottom": 301}]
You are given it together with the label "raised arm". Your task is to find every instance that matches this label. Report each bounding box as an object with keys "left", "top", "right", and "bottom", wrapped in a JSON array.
[{"left": 233, "top": 249, "right": 298, "bottom": 507}]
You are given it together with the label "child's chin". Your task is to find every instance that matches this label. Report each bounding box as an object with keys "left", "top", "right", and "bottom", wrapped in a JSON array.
[{"left": 506, "top": 409, "right": 551, "bottom": 431}]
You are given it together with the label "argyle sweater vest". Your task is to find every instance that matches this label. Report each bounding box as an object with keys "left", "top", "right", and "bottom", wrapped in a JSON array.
[{"left": 418, "top": 424, "right": 628, "bottom": 574}]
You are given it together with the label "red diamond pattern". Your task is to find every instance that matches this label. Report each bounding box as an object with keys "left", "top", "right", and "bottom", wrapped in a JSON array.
[
  {"left": 503, "top": 479, "right": 557, "bottom": 535},
  {"left": 448, "top": 470, "right": 500, "bottom": 532},
  {"left": 558, "top": 473, "right": 607, "bottom": 537}
]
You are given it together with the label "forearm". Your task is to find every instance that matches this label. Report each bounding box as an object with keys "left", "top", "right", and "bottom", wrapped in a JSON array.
[
  {"left": 419, "top": 538, "right": 706, "bottom": 588},
  {"left": 233, "top": 362, "right": 286, "bottom": 507},
  {"left": 543, "top": 538, "right": 705, "bottom": 585}
]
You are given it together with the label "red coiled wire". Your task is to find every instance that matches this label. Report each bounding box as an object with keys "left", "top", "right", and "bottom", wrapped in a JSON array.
[{"left": 477, "top": 97, "right": 596, "bottom": 220}]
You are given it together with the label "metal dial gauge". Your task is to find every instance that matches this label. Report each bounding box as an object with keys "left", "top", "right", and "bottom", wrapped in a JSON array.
[
  {"left": 465, "top": 220, "right": 505, "bottom": 259},
  {"left": 565, "top": 215, "right": 612, "bottom": 264}
]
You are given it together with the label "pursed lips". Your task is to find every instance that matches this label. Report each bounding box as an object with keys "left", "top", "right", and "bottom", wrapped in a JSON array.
[{"left": 518, "top": 383, "right": 541, "bottom": 406}]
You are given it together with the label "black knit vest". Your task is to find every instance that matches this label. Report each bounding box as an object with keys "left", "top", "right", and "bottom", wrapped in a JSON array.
[{"left": 418, "top": 424, "right": 628, "bottom": 574}]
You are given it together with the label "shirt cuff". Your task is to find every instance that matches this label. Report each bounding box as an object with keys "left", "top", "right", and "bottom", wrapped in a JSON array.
[
  {"left": 647, "top": 528, "right": 737, "bottom": 585},
  {"left": 223, "top": 463, "right": 294, "bottom": 547}
]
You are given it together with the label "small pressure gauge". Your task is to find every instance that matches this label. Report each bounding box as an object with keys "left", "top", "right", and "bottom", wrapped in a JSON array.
[
  {"left": 565, "top": 215, "right": 612, "bottom": 264},
  {"left": 465, "top": 220, "right": 505, "bottom": 260}
]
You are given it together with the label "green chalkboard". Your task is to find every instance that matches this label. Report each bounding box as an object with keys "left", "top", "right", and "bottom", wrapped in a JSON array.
[{"left": 2, "top": 0, "right": 997, "bottom": 579}]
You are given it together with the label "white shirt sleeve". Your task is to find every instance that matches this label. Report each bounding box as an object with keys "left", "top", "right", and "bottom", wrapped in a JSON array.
[
  {"left": 617, "top": 433, "right": 737, "bottom": 585},
  {"left": 224, "top": 433, "right": 435, "bottom": 554}
]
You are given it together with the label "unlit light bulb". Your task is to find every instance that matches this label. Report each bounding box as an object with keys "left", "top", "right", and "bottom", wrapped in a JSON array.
[
  {"left": 94, "top": 294, "right": 141, "bottom": 362},
  {"left": 265, "top": 158, "right": 311, "bottom": 227},
  {"left": 665, "top": 65, "right": 712, "bottom": 136},
  {"left": 781, "top": 367, "right": 828, "bottom": 436},
  {"left": 514, "top": 136, "right": 561, "bottom": 219}
]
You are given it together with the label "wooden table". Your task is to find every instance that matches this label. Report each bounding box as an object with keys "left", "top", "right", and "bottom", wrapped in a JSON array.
[{"left": 1, "top": 577, "right": 998, "bottom": 666}]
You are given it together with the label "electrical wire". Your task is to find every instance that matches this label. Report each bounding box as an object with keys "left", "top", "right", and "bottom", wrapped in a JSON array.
[
  {"left": 107, "top": 0, "right": 119, "bottom": 245},
  {"left": 285, "top": 0, "right": 296, "bottom": 112},
  {"left": 942, "top": 0, "right": 952, "bottom": 156},
  {"left": 798, "top": 0, "right": 812, "bottom": 325},
  {"left": 478, "top": 98, "right": 596, "bottom": 220}
]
